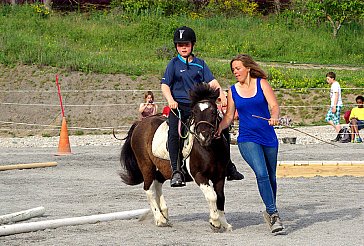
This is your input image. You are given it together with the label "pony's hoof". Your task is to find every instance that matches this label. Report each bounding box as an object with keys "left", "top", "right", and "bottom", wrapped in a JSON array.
[
  {"left": 209, "top": 223, "right": 225, "bottom": 233},
  {"left": 225, "top": 224, "right": 233, "bottom": 232},
  {"left": 156, "top": 219, "right": 171, "bottom": 227},
  {"left": 209, "top": 222, "right": 233, "bottom": 233},
  {"left": 157, "top": 222, "right": 172, "bottom": 227}
]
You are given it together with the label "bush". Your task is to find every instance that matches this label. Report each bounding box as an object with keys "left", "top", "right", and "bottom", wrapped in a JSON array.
[{"left": 111, "top": 0, "right": 190, "bottom": 16}]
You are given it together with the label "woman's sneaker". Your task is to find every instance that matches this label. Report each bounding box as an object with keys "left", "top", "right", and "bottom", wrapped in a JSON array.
[{"left": 263, "top": 211, "right": 284, "bottom": 233}]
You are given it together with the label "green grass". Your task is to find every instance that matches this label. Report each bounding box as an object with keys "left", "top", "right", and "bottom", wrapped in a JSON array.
[{"left": 0, "top": 5, "right": 364, "bottom": 88}]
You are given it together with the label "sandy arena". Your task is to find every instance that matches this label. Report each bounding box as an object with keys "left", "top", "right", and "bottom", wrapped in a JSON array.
[{"left": 0, "top": 135, "right": 363, "bottom": 245}]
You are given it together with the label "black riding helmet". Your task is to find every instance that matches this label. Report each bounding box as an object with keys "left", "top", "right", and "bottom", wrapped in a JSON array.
[
  {"left": 173, "top": 26, "right": 196, "bottom": 44},
  {"left": 173, "top": 26, "right": 196, "bottom": 61}
]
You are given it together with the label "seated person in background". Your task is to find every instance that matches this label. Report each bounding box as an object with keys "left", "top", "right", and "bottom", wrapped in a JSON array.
[
  {"left": 139, "top": 91, "right": 158, "bottom": 119},
  {"left": 343, "top": 109, "right": 351, "bottom": 124},
  {"left": 349, "top": 95, "right": 364, "bottom": 143}
]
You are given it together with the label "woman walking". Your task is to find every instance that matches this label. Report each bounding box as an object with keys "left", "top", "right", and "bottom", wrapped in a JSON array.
[{"left": 216, "top": 54, "right": 284, "bottom": 233}]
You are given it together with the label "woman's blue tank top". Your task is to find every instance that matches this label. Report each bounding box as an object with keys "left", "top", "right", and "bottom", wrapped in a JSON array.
[{"left": 231, "top": 78, "right": 278, "bottom": 147}]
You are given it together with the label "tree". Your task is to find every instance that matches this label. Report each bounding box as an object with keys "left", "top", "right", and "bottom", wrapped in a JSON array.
[{"left": 295, "top": 0, "right": 364, "bottom": 37}]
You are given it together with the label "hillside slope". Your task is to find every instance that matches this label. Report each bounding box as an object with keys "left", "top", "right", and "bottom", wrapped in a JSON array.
[{"left": 0, "top": 64, "right": 362, "bottom": 137}]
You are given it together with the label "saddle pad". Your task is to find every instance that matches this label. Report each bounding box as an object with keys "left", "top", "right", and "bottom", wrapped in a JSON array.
[{"left": 152, "top": 121, "right": 194, "bottom": 161}]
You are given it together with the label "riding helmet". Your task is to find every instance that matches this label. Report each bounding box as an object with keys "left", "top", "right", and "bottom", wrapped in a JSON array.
[{"left": 173, "top": 26, "right": 196, "bottom": 44}]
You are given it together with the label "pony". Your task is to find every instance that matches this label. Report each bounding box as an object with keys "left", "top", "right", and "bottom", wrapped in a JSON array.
[{"left": 119, "top": 83, "right": 232, "bottom": 232}]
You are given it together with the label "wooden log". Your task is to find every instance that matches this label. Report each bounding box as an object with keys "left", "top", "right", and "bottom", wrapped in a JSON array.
[
  {"left": 0, "top": 162, "right": 57, "bottom": 171},
  {"left": 0, "top": 208, "right": 150, "bottom": 237},
  {"left": 277, "top": 165, "right": 364, "bottom": 178},
  {"left": 0, "top": 207, "right": 45, "bottom": 225}
]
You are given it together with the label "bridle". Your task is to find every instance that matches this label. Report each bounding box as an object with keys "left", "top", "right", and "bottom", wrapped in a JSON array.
[
  {"left": 189, "top": 99, "right": 219, "bottom": 144},
  {"left": 169, "top": 99, "right": 219, "bottom": 145}
]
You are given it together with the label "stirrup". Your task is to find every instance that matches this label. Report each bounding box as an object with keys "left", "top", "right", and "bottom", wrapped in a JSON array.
[{"left": 170, "top": 171, "right": 186, "bottom": 187}]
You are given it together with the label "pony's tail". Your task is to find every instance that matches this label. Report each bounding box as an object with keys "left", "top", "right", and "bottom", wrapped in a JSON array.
[{"left": 119, "top": 122, "right": 144, "bottom": 185}]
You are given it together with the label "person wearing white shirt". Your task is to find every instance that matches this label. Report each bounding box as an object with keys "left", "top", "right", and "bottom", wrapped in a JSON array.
[{"left": 325, "top": 72, "right": 343, "bottom": 141}]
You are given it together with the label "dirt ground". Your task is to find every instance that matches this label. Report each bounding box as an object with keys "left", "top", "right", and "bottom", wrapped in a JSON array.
[{"left": 1, "top": 142, "right": 363, "bottom": 245}]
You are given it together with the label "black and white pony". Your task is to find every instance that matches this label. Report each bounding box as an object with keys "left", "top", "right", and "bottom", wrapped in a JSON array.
[{"left": 119, "top": 83, "right": 232, "bottom": 231}]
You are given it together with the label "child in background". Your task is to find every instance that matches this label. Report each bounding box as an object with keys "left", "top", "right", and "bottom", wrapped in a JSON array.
[
  {"left": 325, "top": 72, "right": 342, "bottom": 141},
  {"left": 139, "top": 91, "right": 158, "bottom": 119},
  {"left": 349, "top": 95, "right": 364, "bottom": 143}
]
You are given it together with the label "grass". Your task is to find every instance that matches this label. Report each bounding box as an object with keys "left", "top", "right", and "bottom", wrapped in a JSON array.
[{"left": 0, "top": 5, "right": 364, "bottom": 89}]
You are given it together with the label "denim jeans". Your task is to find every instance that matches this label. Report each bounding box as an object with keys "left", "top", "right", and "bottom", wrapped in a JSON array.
[{"left": 238, "top": 141, "right": 278, "bottom": 214}]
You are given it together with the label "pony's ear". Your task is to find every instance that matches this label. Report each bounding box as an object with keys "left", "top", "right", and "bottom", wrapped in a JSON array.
[{"left": 211, "top": 87, "right": 220, "bottom": 101}]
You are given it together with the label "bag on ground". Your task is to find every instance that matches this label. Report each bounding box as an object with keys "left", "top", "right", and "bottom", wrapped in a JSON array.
[{"left": 339, "top": 127, "right": 351, "bottom": 143}]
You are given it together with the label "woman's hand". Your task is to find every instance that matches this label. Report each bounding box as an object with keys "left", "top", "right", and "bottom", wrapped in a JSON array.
[
  {"left": 268, "top": 118, "right": 279, "bottom": 126},
  {"left": 214, "top": 125, "right": 223, "bottom": 139}
]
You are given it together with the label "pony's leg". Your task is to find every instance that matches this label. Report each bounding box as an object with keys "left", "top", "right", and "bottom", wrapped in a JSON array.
[
  {"left": 199, "top": 183, "right": 221, "bottom": 229},
  {"left": 145, "top": 180, "right": 169, "bottom": 227},
  {"left": 213, "top": 180, "right": 232, "bottom": 231},
  {"left": 154, "top": 180, "right": 169, "bottom": 220},
  {"left": 217, "top": 211, "right": 232, "bottom": 232}
]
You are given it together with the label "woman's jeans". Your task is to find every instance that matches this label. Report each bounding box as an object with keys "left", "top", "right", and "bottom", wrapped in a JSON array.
[{"left": 238, "top": 141, "right": 278, "bottom": 214}]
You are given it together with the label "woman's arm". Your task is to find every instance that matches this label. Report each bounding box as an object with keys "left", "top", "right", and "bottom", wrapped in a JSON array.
[
  {"left": 261, "top": 78, "right": 280, "bottom": 126},
  {"left": 153, "top": 104, "right": 158, "bottom": 115},
  {"left": 216, "top": 88, "right": 235, "bottom": 137},
  {"left": 138, "top": 103, "right": 147, "bottom": 113}
]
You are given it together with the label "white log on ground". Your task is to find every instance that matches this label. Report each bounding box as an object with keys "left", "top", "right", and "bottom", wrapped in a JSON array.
[
  {"left": 0, "top": 207, "right": 45, "bottom": 225},
  {"left": 0, "top": 208, "right": 150, "bottom": 237},
  {"left": 0, "top": 162, "right": 57, "bottom": 171}
]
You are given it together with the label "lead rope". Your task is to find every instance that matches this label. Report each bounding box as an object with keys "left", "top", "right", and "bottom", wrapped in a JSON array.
[{"left": 252, "top": 114, "right": 339, "bottom": 147}]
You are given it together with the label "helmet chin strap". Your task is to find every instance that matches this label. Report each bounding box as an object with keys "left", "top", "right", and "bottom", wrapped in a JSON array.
[{"left": 177, "top": 51, "right": 194, "bottom": 69}]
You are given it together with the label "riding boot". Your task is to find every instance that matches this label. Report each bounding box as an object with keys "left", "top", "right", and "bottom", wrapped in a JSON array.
[
  {"left": 226, "top": 160, "right": 244, "bottom": 181},
  {"left": 171, "top": 170, "right": 186, "bottom": 187},
  {"left": 170, "top": 138, "right": 186, "bottom": 187}
]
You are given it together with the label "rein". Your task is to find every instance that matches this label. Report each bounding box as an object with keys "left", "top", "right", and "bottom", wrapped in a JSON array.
[
  {"left": 169, "top": 108, "right": 195, "bottom": 138},
  {"left": 169, "top": 100, "right": 219, "bottom": 144}
]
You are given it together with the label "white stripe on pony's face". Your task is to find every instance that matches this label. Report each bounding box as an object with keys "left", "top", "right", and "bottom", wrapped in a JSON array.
[
  {"left": 197, "top": 102, "right": 210, "bottom": 142},
  {"left": 198, "top": 102, "right": 209, "bottom": 112},
  {"left": 198, "top": 133, "right": 205, "bottom": 142}
]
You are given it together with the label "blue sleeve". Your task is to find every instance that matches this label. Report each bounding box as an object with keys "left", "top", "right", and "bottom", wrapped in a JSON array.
[
  {"left": 201, "top": 61, "right": 215, "bottom": 83},
  {"left": 161, "top": 59, "right": 175, "bottom": 86}
]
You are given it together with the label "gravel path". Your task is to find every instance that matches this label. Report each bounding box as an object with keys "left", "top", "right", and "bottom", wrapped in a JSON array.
[
  {"left": 0, "top": 127, "right": 363, "bottom": 245},
  {"left": 0, "top": 125, "right": 353, "bottom": 148}
]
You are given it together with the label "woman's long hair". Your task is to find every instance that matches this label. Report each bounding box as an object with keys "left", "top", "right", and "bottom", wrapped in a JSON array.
[{"left": 230, "top": 54, "right": 267, "bottom": 79}]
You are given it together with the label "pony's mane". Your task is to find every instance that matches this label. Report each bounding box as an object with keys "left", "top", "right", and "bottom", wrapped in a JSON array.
[{"left": 190, "top": 83, "right": 220, "bottom": 108}]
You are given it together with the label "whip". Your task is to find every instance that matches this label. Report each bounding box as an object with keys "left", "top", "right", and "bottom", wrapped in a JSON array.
[{"left": 252, "top": 115, "right": 339, "bottom": 147}]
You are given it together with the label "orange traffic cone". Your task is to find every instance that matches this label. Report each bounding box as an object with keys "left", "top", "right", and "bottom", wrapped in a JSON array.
[{"left": 56, "top": 117, "right": 72, "bottom": 155}]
